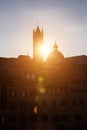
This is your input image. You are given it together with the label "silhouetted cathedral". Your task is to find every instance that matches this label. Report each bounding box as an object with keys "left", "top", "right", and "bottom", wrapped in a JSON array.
[
  {"left": 33, "top": 26, "right": 43, "bottom": 60},
  {"left": 0, "top": 26, "right": 87, "bottom": 130}
]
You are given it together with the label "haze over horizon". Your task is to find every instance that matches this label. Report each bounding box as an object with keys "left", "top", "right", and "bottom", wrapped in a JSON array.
[{"left": 0, "top": 0, "right": 87, "bottom": 58}]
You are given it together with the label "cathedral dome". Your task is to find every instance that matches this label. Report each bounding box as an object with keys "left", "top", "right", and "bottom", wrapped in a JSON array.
[{"left": 47, "top": 42, "right": 64, "bottom": 63}]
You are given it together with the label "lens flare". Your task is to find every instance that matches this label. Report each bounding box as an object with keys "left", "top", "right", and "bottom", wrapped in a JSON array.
[
  {"left": 39, "top": 87, "right": 46, "bottom": 94},
  {"left": 33, "top": 106, "right": 38, "bottom": 114},
  {"left": 38, "top": 76, "right": 44, "bottom": 83}
]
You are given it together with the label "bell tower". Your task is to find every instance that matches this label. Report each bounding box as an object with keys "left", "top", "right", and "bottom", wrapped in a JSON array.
[{"left": 33, "top": 26, "right": 43, "bottom": 60}]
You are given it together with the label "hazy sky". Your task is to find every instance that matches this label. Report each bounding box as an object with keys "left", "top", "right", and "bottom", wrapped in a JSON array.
[{"left": 0, "top": 0, "right": 87, "bottom": 58}]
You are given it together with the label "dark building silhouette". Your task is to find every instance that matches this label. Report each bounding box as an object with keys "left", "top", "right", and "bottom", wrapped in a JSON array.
[
  {"left": 0, "top": 26, "right": 87, "bottom": 130},
  {"left": 47, "top": 42, "right": 64, "bottom": 63},
  {"left": 33, "top": 26, "right": 43, "bottom": 60}
]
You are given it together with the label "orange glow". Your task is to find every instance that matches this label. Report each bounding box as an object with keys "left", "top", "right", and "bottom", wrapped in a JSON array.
[
  {"left": 38, "top": 76, "right": 44, "bottom": 83},
  {"left": 40, "top": 44, "right": 51, "bottom": 61},
  {"left": 39, "top": 87, "right": 46, "bottom": 94},
  {"left": 33, "top": 106, "right": 38, "bottom": 114}
]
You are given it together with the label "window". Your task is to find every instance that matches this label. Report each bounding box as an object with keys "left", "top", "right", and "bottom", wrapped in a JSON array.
[
  {"left": 21, "top": 89, "right": 26, "bottom": 97},
  {"left": 32, "top": 73, "right": 35, "bottom": 79},
  {"left": 79, "top": 79, "right": 82, "bottom": 85},
  {"left": 26, "top": 74, "right": 30, "bottom": 79},
  {"left": 72, "top": 79, "right": 87, "bottom": 85},
  {"left": 27, "top": 73, "right": 35, "bottom": 80},
  {"left": 10, "top": 89, "right": 16, "bottom": 97},
  {"left": 85, "top": 79, "right": 87, "bottom": 85},
  {"left": 0, "top": 116, "right": 7, "bottom": 124},
  {"left": 57, "top": 88, "right": 60, "bottom": 93}
]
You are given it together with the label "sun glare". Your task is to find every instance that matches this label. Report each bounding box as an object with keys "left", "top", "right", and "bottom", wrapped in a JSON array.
[{"left": 41, "top": 44, "right": 51, "bottom": 61}]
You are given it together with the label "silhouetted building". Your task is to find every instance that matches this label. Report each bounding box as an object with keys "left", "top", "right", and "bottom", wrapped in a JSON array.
[
  {"left": 33, "top": 26, "right": 43, "bottom": 61},
  {"left": 47, "top": 42, "right": 64, "bottom": 63},
  {"left": 0, "top": 26, "right": 87, "bottom": 130}
]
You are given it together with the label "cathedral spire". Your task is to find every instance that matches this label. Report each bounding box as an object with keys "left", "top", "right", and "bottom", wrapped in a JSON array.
[{"left": 36, "top": 25, "right": 40, "bottom": 32}]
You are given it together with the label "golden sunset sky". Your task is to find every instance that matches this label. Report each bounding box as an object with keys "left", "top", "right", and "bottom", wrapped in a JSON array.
[{"left": 0, "top": 0, "right": 87, "bottom": 58}]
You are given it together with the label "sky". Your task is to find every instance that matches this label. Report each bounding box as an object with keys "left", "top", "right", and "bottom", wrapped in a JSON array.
[{"left": 0, "top": 0, "right": 87, "bottom": 58}]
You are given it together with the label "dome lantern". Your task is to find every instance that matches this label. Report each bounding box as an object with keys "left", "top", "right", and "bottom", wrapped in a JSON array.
[{"left": 53, "top": 41, "right": 58, "bottom": 51}]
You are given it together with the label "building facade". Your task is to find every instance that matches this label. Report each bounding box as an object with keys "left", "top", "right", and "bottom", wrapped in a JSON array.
[{"left": 0, "top": 27, "right": 87, "bottom": 130}]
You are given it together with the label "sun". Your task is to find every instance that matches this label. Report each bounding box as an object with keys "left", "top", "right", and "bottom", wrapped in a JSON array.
[{"left": 41, "top": 44, "right": 51, "bottom": 61}]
